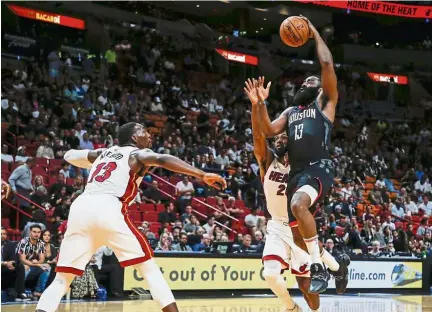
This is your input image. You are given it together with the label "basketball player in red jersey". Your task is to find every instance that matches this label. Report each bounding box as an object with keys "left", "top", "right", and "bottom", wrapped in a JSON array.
[
  {"left": 35, "top": 122, "right": 226, "bottom": 312},
  {"left": 246, "top": 15, "right": 349, "bottom": 295}
]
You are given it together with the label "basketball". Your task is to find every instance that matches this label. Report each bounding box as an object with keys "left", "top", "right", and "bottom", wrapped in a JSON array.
[{"left": 279, "top": 16, "right": 310, "bottom": 47}]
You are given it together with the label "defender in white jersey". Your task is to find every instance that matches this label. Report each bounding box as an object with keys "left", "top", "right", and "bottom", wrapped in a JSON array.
[{"left": 35, "top": 122, "right": 226, "bottom": 312}]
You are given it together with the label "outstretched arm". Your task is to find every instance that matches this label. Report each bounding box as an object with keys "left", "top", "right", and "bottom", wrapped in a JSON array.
[
  {"left": 302, "top": 16, "right": 338, "bottom": 122},
  {"left": 135, "top": 151, "right": 227, "bottom": 190},
  {"left": 245, "top": 77, "right": 290, "bottom": 138},
  {"left": 64, "top": 149, "right": 105, "bottom": 169},
  {"left": 245, "top": 79, "right": 274, "bottom": 181}
]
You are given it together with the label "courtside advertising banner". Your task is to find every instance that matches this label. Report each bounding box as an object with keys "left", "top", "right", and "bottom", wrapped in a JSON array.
[{"left": 124, "top": 257, "right": 422, "bottom": 290}]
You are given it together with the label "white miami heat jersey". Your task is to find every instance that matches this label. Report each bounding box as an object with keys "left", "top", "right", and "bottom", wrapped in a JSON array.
[
  {"left": 263, "top": 157, "right": 291, "bottom": 223},
  {"left": 84, "top": 146, "right": 143, "bottom": 204}
]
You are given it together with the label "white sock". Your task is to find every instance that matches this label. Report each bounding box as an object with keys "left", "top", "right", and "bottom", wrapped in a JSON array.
[
  {"left": 263, "top": 260, "right": 296, "bottom": 310},
  {"left": 304, "top": 236, "right": 322, "bottom": 265},
  {"left": 36, "top": 272, "right": 75, "bottom": 312},
  {"left": 136, "top": 259, "right": 175, "bottom": 308},
  {"left": 321, "top": 249, "right": 340, "bottom": 271}
]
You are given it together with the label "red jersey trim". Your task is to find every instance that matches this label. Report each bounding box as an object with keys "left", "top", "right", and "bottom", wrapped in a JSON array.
[{"left": 120, "top": 171, "right": 139, "bottom": 204}]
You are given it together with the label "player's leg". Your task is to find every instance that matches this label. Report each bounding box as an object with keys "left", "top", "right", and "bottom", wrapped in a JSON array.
[
  {"left": 292, "top": 226, "right": 340, "bottom": 272},
  {"left": 36, "top": 197, "right": 98, "bottom": 312},
  {"left": 289, "top": 171, "right": 350, "bottom": 294},
  {"left": 289, "top": 188, "right": 328, "bottom": 293},
  {"left": 36, "top": 231, "right": 95, "bottom": 312},
  {"left": 262, "top": 260, "right": 299, "bottom": 311},
  {"left": 296, "top": 277, "right": 320, "bottom": 312},
  {"left": 262, "top": 225, "right": 301, "bottom": 311},
  {"left": 108, "top": 206, "right": 178, "bottom": 312},
  {"left": 135, "top": 259, "right": 178, "bottom": 312},
  {"left": 35, "top": 272, "right": 75, "bottom": 312}
]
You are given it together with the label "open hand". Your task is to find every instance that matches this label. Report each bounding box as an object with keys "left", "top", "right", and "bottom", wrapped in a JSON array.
[
  {"left": 256, "top": 76, "right": 271, "bottom": 102},
  {"left": 202, "top": 173, "right": 227, "bottom": 190}
]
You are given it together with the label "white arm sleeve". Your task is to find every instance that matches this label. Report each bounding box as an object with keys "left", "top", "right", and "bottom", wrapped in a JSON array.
[{"left": 64, "top": 149, "right": 93, "bottom": 169}]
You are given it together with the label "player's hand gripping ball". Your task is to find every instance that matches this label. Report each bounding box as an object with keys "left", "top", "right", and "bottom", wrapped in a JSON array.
[{"left": 279, "top": 16, "right": 310, "bottom": 48}]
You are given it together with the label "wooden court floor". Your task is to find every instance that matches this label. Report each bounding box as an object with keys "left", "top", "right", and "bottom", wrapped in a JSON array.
[{"left": 1, "top": 295, "right": 431, "bottom": 312}]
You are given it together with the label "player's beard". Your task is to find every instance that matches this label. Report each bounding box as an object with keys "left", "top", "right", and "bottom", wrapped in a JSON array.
[
  {"left": 293, "top": 86, "right": 319, "bottom": 106},
  {"left": 274, "top": 145, "right": 288, "bottom": 159}
]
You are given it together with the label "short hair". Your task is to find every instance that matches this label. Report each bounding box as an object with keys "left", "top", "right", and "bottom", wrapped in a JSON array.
[
  {"left": 117, "top": 122, "right": 139, "bottom": 146},
  {"left": 173, "top": 226, "right": 182, "bottom": 232},
  {"left": 30, "top": 224, "right": 42, "bottom": 231}
]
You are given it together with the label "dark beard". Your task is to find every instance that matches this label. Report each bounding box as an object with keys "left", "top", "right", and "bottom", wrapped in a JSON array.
[
  {"left": 274, "top": 146, "right": 288, "bottom": 158},
  {"left": 293, "top": 86, "right": 319, "bottom": 106}
]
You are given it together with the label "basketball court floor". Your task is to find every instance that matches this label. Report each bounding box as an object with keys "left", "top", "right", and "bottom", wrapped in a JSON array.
[{"left": 2, "top": 295, "right": 431, "bottom": 312}]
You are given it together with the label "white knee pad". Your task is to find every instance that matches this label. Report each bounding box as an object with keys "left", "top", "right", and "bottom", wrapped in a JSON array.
[
  {"left": 263, "top": 260, "right": 283, "bottom": 280},
  {"left": 296, "top": 185, "right": 318, "bottom": 206}
]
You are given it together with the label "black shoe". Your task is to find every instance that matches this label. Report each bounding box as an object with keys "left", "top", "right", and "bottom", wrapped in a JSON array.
[
  {"left": 329, "top": 253, "right": 350, "bottom": 294},
  {"left": 15, "top": 293, "right": 30, "bottom": 301},
  {"left": 110, "top": 291, "right": 123, "bottom": 298},
  {"left": 308, "top": 262, "right": 329, "bottom": 294}
]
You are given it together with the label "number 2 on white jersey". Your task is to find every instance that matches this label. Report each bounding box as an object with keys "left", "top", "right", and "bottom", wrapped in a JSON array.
[{"left": 295, "top": 124, "right": 303, "bottom": 140}]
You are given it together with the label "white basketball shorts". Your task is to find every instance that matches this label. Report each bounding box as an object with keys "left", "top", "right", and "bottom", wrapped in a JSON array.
[
  {"left": 56, "top": 194, "right": 153, "bottom": 276},
  {"left": 262, "top": 220, "right": 311, "bottom": 277}
]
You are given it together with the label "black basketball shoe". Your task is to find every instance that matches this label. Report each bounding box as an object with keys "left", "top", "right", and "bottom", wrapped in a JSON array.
[
  {"left": 328, "top": 253, "right": 351, "bottom": 294},
  {"left": 308, "top": 262, "right": 329, "bottom": 294}
]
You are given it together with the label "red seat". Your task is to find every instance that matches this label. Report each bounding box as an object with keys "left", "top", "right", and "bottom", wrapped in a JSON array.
[
  {"left": 193, "top": 205, "right": 209, "bottom": 216},
  {"left": 395, "top": 222, "right": 403, "bottom": 229},
  {"left": 144, "top": 213, "right": 159, "bottom": 223},
  {"left": 235, "top": 200, "right": 245, "bottom": 208},
  {"left": 128, "top": 203, "right": 140, "bottom": 211},
  {"left": 48, "top": 176, "right": 57, "bottom": 186},
  {"left": 49, "top": 159, "right": 64, "bottom": 168},
  {"left": 169, "top": 176, "right": 182, "bottom": 185},
  {"left": 207, "top": 197, "right": 217, "bottom": 206},
  {"left": 32, "top": 167, "right": 48, "bottom": 176},
  {"left": 1, "top": 218, "right": 10, "bottom": 229},
  {"left": 2, "top": 172, "right": 10, "bottom": 181},
  {"left": 35, "top": 158, "right": 49, "bottom": 167},
  {"left": 129, "top": 212, "right": 142, "bottom": 222},
  {"left": 141, "top": 203, "right": 155, "bottom": 212},
  {"left": 66, "top": 178, "right": 75, "bottom": 186},
  {"left": 411, "top": 216, "right": 421, "bottom": 223},
  {"left": 1, "top": 162, "right": 10, "bottom": 173},
  {"left": 17, "top": 140, "right": 31, "bottom": 147},
  {"left": 159, "top": 184, "right": 173, "bottom": 195},
  {"left": 155, "top": 204, "right": 165, "bottom": 212}
]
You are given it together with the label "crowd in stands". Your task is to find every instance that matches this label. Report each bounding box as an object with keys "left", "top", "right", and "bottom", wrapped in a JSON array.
[{"left": 1, "top": 5, "right": 432, "bottom": 302}]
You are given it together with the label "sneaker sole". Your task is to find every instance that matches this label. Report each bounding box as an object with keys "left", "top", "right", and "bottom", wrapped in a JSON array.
[{"left": 336, "top": 254, "right": 350, "bottom": 294}]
